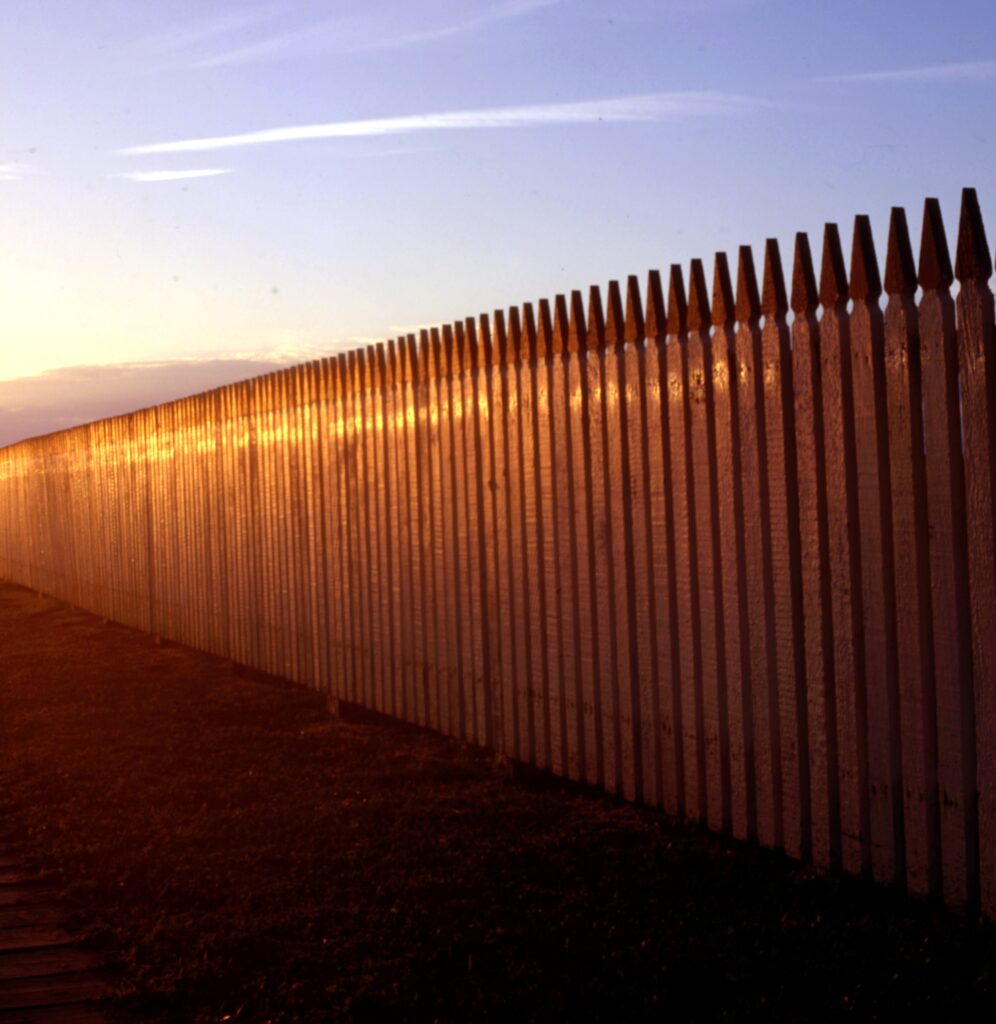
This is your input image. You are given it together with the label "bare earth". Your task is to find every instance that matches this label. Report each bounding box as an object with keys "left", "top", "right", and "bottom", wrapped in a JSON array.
[{"left": 0, "top": 582, "right": 993, "bottom": 1023}]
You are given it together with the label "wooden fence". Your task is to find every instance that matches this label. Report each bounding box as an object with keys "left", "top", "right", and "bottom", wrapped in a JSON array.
[{"left": 1, "top": 190, "right": 993, "bottom": 916}]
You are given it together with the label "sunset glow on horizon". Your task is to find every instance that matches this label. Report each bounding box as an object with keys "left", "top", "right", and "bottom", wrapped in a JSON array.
[{"left": 3, "top": 0, "right": 995, "bottom": 443}]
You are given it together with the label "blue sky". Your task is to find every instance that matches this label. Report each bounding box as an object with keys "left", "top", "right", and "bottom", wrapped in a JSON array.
[{"left": 1, "top": 0, "right": 995, "bottom": 441}]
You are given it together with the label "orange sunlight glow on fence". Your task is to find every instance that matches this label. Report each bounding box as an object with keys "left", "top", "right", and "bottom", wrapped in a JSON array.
[{"left": 0, "top": 190, "right": 993, "bottom": 917}]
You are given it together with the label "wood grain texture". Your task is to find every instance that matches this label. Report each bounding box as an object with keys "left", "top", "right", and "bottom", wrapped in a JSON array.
[
  {"left": 735, "top": 248, "right": 780, "bottom": 850},
  {"left": 882, "top": 210, "right": 939, "bottom": 897},
  {"left": 761, "top": 240, "right": 809, "bottom": 862},
  {"left": 918, "top": 200, "right": 975, "bottom": 909},
  {"left": 790, "top": 234, "right": 838, "bottom": 871},
  {"left": 585, "top": 289, "right": 621, "bottom": 794},
  {"left": 645, "top": 273, "right": 685, "bottom": 817},
  {"left": 818, "top": 227, "right": 870, "bottom": 876},
  {"left": 954, "top": 189, "right": 995, "bottom": 915},
  {"left": 711, "top": 254, "right": 753, "bottom": 840}
]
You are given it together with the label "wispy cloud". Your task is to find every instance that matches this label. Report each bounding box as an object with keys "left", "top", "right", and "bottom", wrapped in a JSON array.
[
  {"left": 118, "top": 168, "right": 233, "bottom": 182},
  {"left": 0, "top": 162, "right": 36, "bottom": 182},
  {"left": 195, "top": 0, "right": 561, "bottom": 68},
  {"left": 818, "top": 59, "right": 996, "bottom": 84},
  {"left": 120, "top": 91, "right": 762, "bottom": 156},
  {"left": 136, "top": 3, "right": 294, "bottom": 55}
]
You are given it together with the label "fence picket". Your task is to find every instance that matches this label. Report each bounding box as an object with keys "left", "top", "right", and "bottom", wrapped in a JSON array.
[
  {"left": 818, "top": 227, "right": 870, "bottom": 875},
  {"left": 735, "top": 248, "right": 780, "bottom": 849},
  {"left": 712, "top": 254, "right": 752, "bottom": 839},
  {"left": 954, "top": 188, "right": 993, "bottom": 914},
  {"left": 761, "top": 240, "right": 809, "bottom": 861},
  {"left": 686, "top": 261, "right": 726, "bottom": 830},
  {"left": 790, "top": 234, "right": 838, "bottom": 872},
  {"left": 918, "top": 199, "right": 976, "bottom": 909}
]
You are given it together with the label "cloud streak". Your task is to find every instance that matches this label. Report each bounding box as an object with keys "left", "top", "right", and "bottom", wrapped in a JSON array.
[
  {"left": 0, "top": 162, "right": 36, "bottom": 182},
  {"left": 118, "top": 168, "right": 233, "bottom": 182},
  {"left": 195, "top": 0, "right": 561, "bottom": 68},
  {"left": 120, "top": 91, "right": 762, "bottom": 155},
  {"left": 818, "top": 59, "right": 996, "bottom": 83}
]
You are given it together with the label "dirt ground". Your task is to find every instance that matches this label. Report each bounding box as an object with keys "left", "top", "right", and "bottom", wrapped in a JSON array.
[{"left": 0, "top": 582, "right": 993, "bottom": 1023}]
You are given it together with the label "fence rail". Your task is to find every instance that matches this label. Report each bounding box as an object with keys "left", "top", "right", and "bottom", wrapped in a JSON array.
[{"left": 1, "top": 190, "right": 994, "bottom": 915}]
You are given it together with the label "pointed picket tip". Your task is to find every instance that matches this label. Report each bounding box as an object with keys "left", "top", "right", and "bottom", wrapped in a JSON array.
[
  {"left": 455, "top": 319, "right": 470, "bottom": 372},
  {"left": 478, "top": 313, "right": 495, "bottom": 367},
  {"left": 419, "top": 329, "right": 436, "bottom": 382},
  {"left": 884, "top": 207, "right": 916, "bottom": 295},
  {"left": 791, "top": 233, "right": 819, "bottom": 314},
  {"left": 568, "top": 289, "right": 587, "bottom": 354},
  {"left": 345, "top": 350, "right": 357, "bottom": 395},
  {"left": 687, "top": 259, "right": 711, "bottom": 331},
  {"left": 819, "top": 224, "right": 849, "bottom": 306},
  {"left": 587, "top": 285, "right": 607, "bottom": 351},
  {"left": 441, "top": 323, "right": 455, "bottom": 376},
  {"left": 666, "top": 264, "right": 688, "bottom": 335},
  {"left": 464, "top": 317, "right": 483, "bottom": 374},
  {"left": 508, "top": 306, "right": 525, "bottom": 362},
  {"left": 375, "top": 341, "right": 387, "bottom": 374},
  {"left": 918, "top": 198, "right": 954, "bottom": 290},
  {"left": 553, "top": 293, "right": 570, "bottom": 356},
  {"left": 955, "top": 186, "right": 992, "bottom": 283},
  {"left": 849, "top": 214, "right": 882, "bottom": 301},
  {"left": 761, "top": 238, "right": 789, "bottom": 316},
  {"left": 606, "top": 280, "right": 626, "bottom": 349},
  {"left": 711, "top": 253, "right": 735, "bottom": 327},
  {"left": 645, "top": 269, "right": 667, "bottom": 339},
  {"left": 735, "top": 246, "right": 761, "bottom": 322},
  {"left": 399, "top": 337, "right": 413, "bottom": 385},
  {"left": 522, "top": 301, "right": 539, "bottom": 361},
  {"left": 624, "top": 275, "right": 645, "bottom": 344},
  {"left": 492, "top": 309, "right": 509, "bottom": 365},
  {"left": 537, "top": 298, "right": 554, "bottom": 358}
]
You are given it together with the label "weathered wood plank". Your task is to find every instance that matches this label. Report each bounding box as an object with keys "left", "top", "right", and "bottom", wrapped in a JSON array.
[
  {"left": 762, "top": 240, "right": 810, "bottom": 862},
  {"left": 666, "top": 266, "right": 705, "bottom": 823},
  {"left": 492, "top": 312, "right": 520, "bottom": 760},
  {"left": 0, "top": 929, "right": 75, "bottom": 955},
  {"left": 735, "top": 248, "right": 780, "bottom": 849},
  {"left": 623, "top": 277, "right": 662, "bottom": 808},
  {"left": 605, "top": 282, "right": 641, "bottom": 802},
  {"left": 883, "top": 208, "right": 939, "bottom": 897},
  {"left": 508, "top": 309, "right": 535, "bottom": 763},
  {"left": 848, "top": 218, "right": 904, "bottom": 885},
  {"left": 954, "top": 187, "right": 994, "bottom": 914},
  {"left": 0, "top": 975, "right": 107, "bottom": 1013},
  {"left": 711, "top": 253, "right": 752, "bottom": 840},
  {"left": 918, "top": 198, "right": 976, "bottom": 910},
  {"left": 0, "top": 1004, "right": 110, "bottom": 1023},
  {"left": 479, "top": 315, "right": 505, "bottom": 752},
  {"left": 566, "top": 293, "right": 597, "bottom": 785},
  {"left": 586, "top": 289, "right": 620, "bottom": 794},
  {"left": 0, "top": 949, "right": 101, "bottom": 983},
  {"left": 0, "top": 907, "right": 67, "bottom": 931},
  {"left": 790, "top": 233, "right": 838, "bottom": 871},
  {"left": 550, "top": 298, "right": 580, "bottom": 779},
  {"left": 645, "top": 272, "right": 684, "bottom": 817}
]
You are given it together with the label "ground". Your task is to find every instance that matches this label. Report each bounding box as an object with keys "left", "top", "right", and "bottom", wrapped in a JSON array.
[{"left": 0, "top": 582, "right": 993, "bottom": 1023}]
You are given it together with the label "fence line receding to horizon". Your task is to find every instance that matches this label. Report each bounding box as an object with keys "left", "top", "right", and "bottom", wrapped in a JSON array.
[{"left": 0, "top": 189, "right": 993, "bottom": 918}]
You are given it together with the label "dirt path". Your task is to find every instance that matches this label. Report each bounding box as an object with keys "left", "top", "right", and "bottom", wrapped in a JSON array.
[{"left": 0, "top": 581, "right": 993, "bottom": 1023}]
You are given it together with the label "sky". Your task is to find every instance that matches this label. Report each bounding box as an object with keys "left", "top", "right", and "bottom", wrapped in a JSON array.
[{"left": 2, "top": 0, "right": 995, "bottom": 445}]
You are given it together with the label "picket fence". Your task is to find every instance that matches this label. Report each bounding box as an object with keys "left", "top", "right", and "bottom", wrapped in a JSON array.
[{"left": 0, "top": 189, "right": 993, "bottom": 916}]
